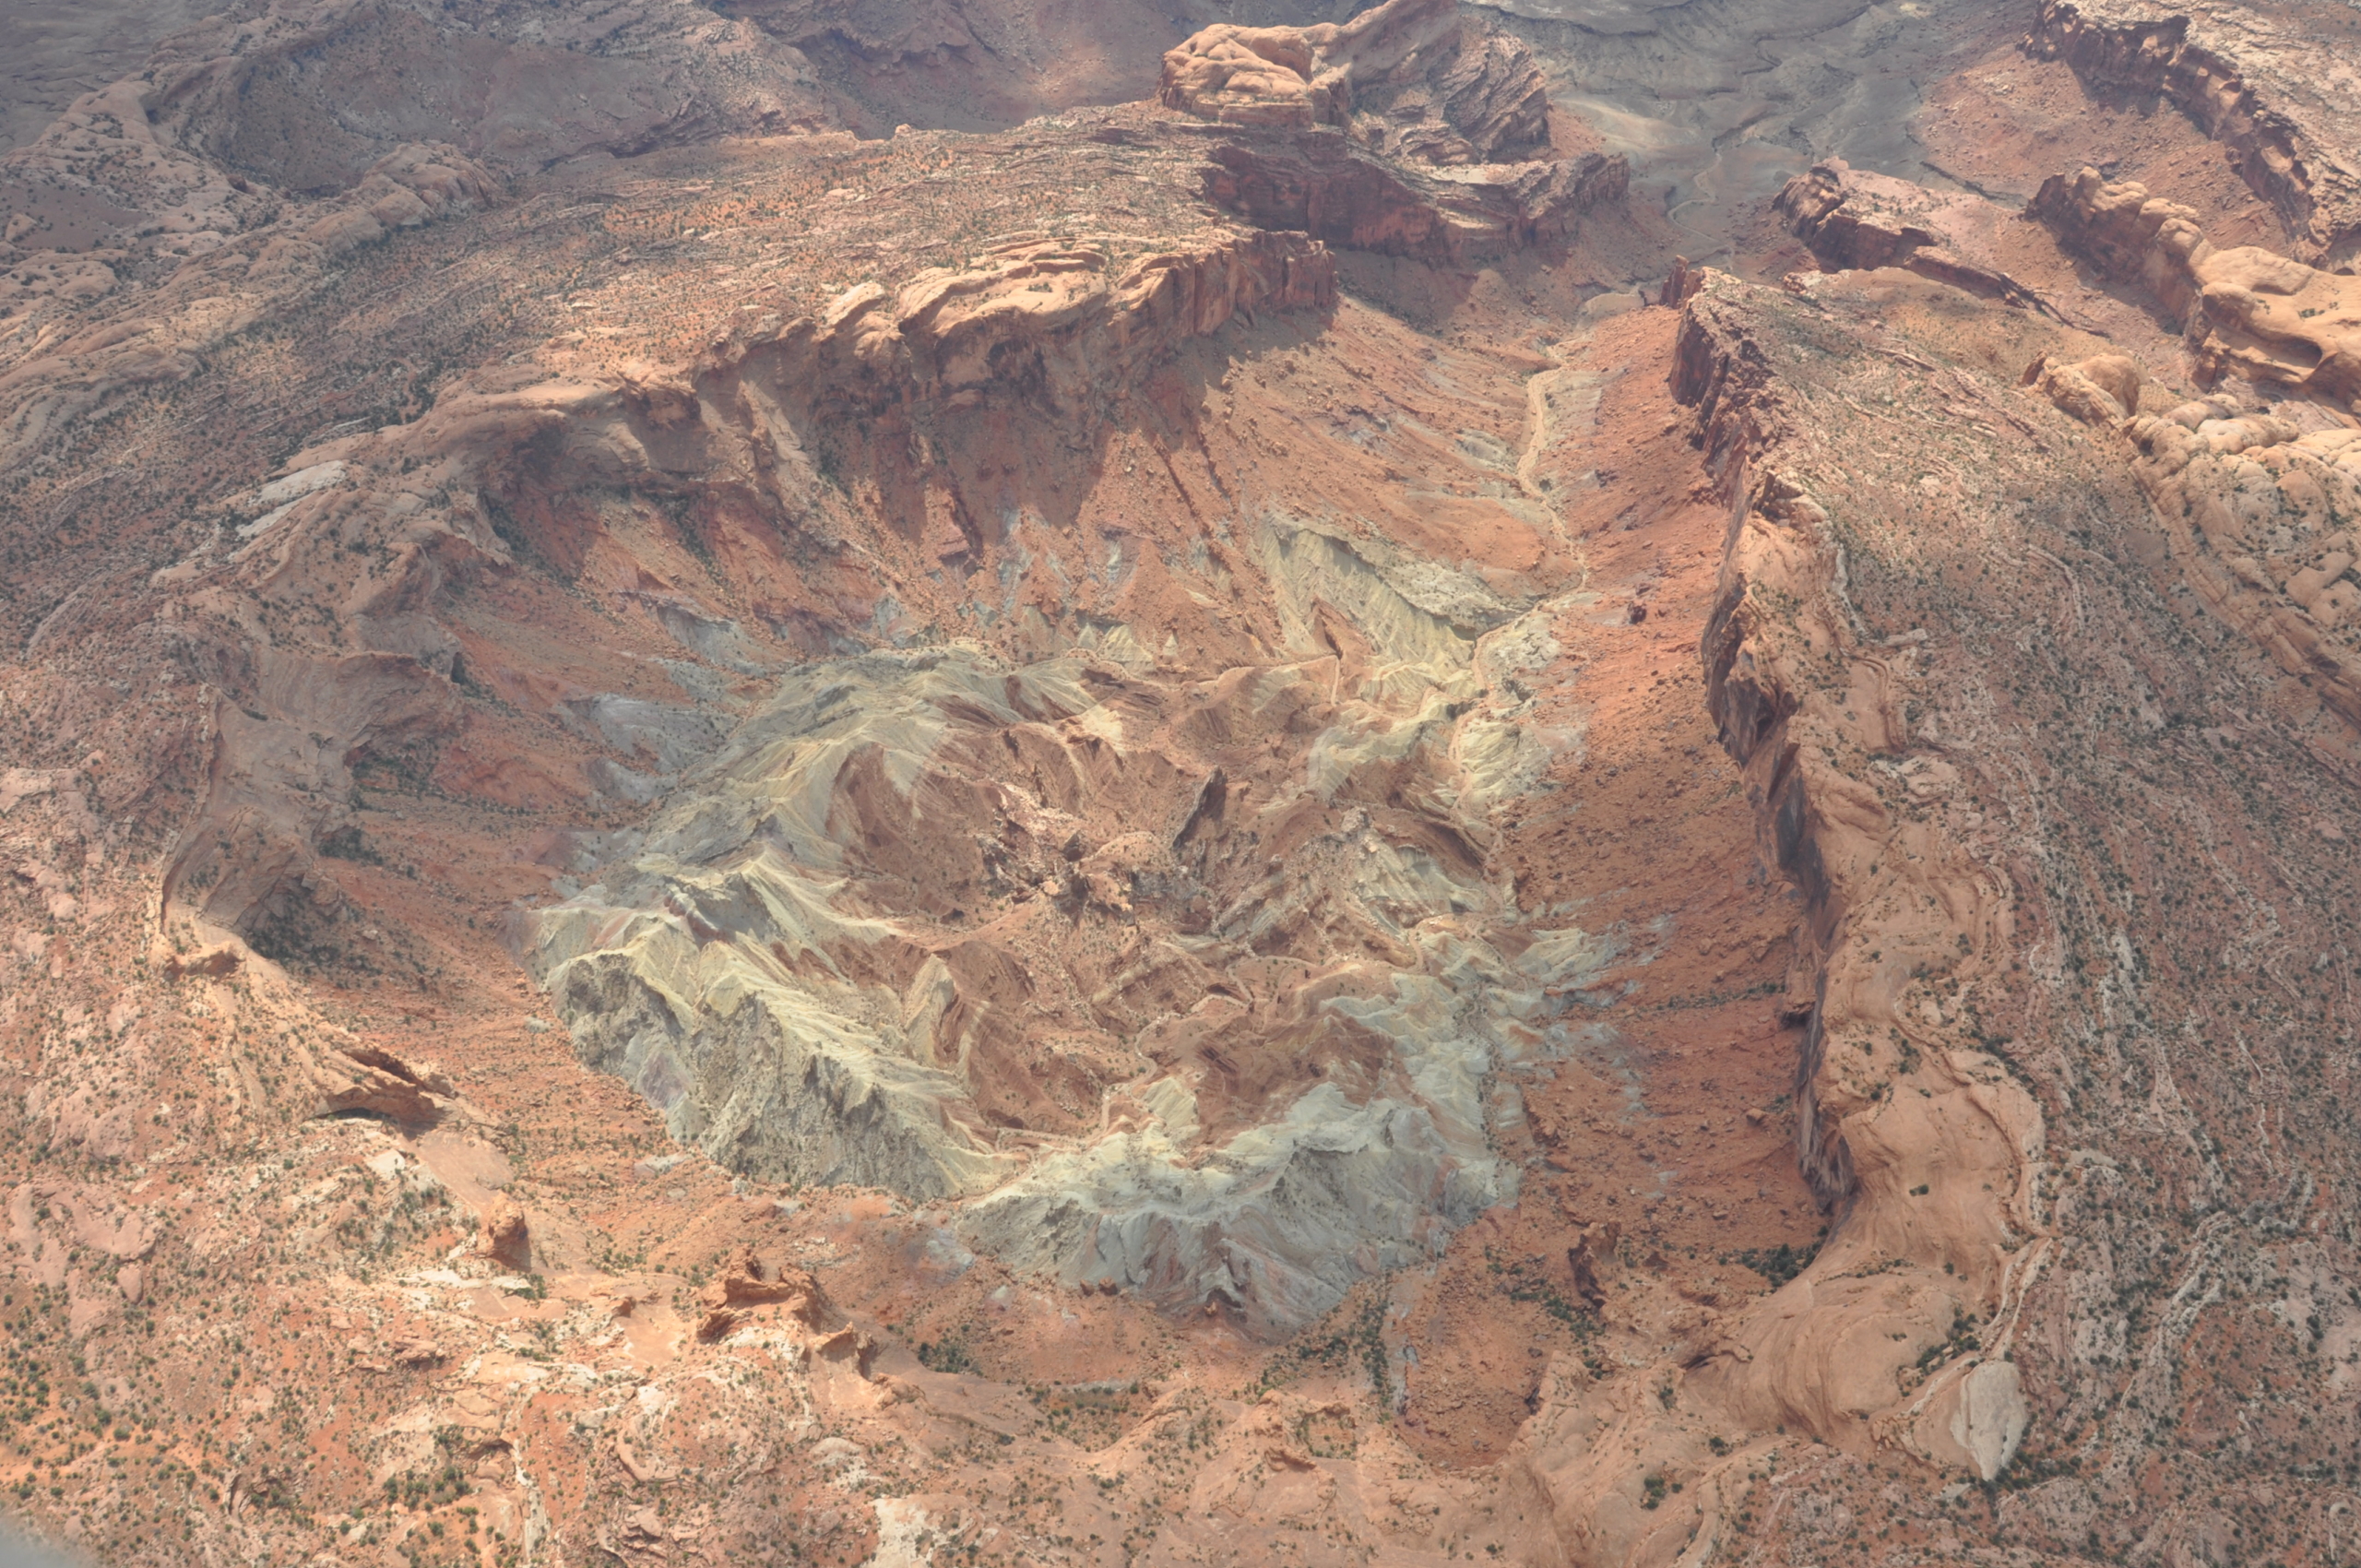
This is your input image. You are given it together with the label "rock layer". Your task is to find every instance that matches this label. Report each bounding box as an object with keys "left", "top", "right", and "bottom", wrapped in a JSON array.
[
  {"left": 2026, "top": 169, "right": 2361, "bottom": 730},
  {"left": 1159, "top": 0, "right": 1621, "bottom": 265},
  {"left": 1159, "top": 0, "right": 1549, "bottom": 164},
  {"left": 2033, "top": 165, "right": 2361, "bottom": 408},
  {"left": 1776, "top": 160, "right": 2055, "bottom": 314},
  {"left": 2030, "top": 0, "right": 2361, "bottom": 265}
]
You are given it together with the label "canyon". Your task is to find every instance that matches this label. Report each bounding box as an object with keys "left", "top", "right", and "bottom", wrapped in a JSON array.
[{"left": 2, "top": 0, "right": 2359, "bottom": 1566}]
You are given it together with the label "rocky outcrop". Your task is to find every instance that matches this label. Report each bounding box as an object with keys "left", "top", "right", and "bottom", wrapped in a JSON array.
[
  {"left": 170, "top": 652, "right": 469, "bottom": 944},
  {"left": 1504, "top": 255, "right": 2361, "bottom": 1565},
  {"left": 697, "top": 1249, "right": 832, "bottom": 1339},
  {"left": 1159, "top": 0, "right": 1549, "bottom": 165},
  {"left": 2033, "top": 167, "right": 2361, "bottom": 408},
  {"left": 2118, "top": 404, "right": 2361, "bottom": 687},
  {"left": 2029, "top": 353, "right": 2361, "bottom": 729},
  {"left": 144, "top": 0, "right": 842, "bottom": 190},
  {"left": 479, "top": 1196, "right": 531, "bottom": 1271},
  {"left": 1774, "top": 160, "right": 2053, "bottom": 313},
  {"left": 2026, "top": 170, "right": 2361, "bottom": 726},
  {"left": 765, "top": 230, "right": 1336, "bottom": 418},
  {"left": 2028, "top": 0, "right": 2361, "bottom": 265},
  {"left": 703, "top": 0, "right": 1192, "bottom": 134},
  {"left": 313, "top": 1042, "right": 457, "bottom": 1126},
  {"left": 527, "top": 624, "right": 1559, "bottom": 1333},
  {"left": 1157, "top": 0, "right": 1619, "bottom": 264},
  {"left": 0, "top": 138, "right": 496, "bottom": 466},
  {"left": 1202, "top": 135, "right": 1627, "bottom": 263},
  {"left": 1674, "top": 275, "right": 2040, "bottom": 1386}
]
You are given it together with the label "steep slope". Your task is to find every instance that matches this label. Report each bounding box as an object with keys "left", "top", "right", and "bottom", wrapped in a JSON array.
[
  {"left": 2031, "top": 0, "right": 2361, "bottom": 266},
  {"left": 1571, "top": 195, "right": 2361, "bottom": 1566}
]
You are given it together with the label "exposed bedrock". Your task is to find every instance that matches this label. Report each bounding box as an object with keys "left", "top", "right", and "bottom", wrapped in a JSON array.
[
  {"left": 1160, "top": 0, "right": 1549, "bottom": 165},
  {"left": 1667, "top": 279, "right": 2041, "bottom": 1472},
  {"left": 1449, "top": 0, "right": 1999, "bottom": 265},
  {"left": 1495, "top": 249, "right": 2361, "bottom": 1562},
  {"left": 1775, "top": 160, "right": 2056, "bottom": 315},
  {"left": 2033, "top": 166, "right": 2361, "bottom": 407},
  {"left": 93, "top": 0, "right": 844, "bottom": 194},
  {"left": 0, "top": 141, "right": 498, "bottom": 469},
  {"left": 18, "top": 0, "right": 2361, "bottom": 1557},
  {"left": 53, "top": 80, "right": 1626, "bottom": 1333},
  {"left": 1202, "top": 131, "right": 1627, "bottom": 264},
  {"left": 1157, "top": 0, "right": 1627, "bottom": 265},
  {"left": 2028, "top": 0, "right": 2361, "bottom": 266},
  {"left": 135, "top": 157, "right": 1338, "bottom": 947},
  {"left": 2028, "top": 168, "right": 2361, "bottom": 726},
  {"left": 768, "top": 226, "right": 1337, "bottom": 418}
]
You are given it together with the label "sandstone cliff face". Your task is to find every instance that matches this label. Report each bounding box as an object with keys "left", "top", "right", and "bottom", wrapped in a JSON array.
[
  {"left": 4, "top": 22, "right": 1630, "bottom": 1346},
  {"left": 2031, "top": 168, "right": 2361, "bottom": 729},
  {"left": 2034, "top": 165, "right": 2361, "bottom": 408},
  {"left": 3, "top": 84, "right": 1571, "bottom": 961},
  {"left": 769, "top": 229, "right": 1336, "bottom": 417},
  {"left": 1672, "top": 279, "right": 2045, "bottom": 1470},
  {"left": 1203, "top": 130, "right": 1627, "bottom": 264},
  {"left": 1584, "top": 234, "right": 2361, "bottom": 1564},
  {"left": 1159, "top": 0, "right": 1620, "bottom": 264},
  {"left": 1159, "top": 0, "right": 1548, "bottom": 165},
  {"left": 2030, "top": 0, "right": 2361, "bottom": 265},
  {"left": 1775, "top": 160, "right": 2055, "bottom": 314}
]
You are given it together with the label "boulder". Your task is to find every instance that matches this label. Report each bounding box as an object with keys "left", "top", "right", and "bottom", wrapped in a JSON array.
[{"left": 478, "top": 1197, "right": 530, "bottom": 1271}]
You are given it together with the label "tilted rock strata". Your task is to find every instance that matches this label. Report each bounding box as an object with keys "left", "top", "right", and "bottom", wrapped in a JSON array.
[
  {"left": 2033, "top": 167, "right": 2361, "bottom": 410},
  {"left": 82, "top": 77, "right": 1624, "bottom": 971},
  {"left": 130, "top": 0, "right": 846, "bottom": 187},
  {"left": 0, "top": 140, "right": 497, "bottom": 464},
  {"left": 1775, "top": 160, "right": 2055, "bottom": 315},
  {"left": 1521, "top": 259, "right": 2361, "bottom": 1566},
  {"left": 8, "top": 79, "right": 1622, "bottom": 1341},
  {"left": 526, "top": 608, "right": 1583, "bottom": 1328},
  {"left": 19, "top": 0, "right": 2361, "bottom": 1559},
  {"left": 774, "top": 229, "right": 1336, "bottom": 416},
  {"left": 2116, "top": 400, "right": 2361, "bottom": 726},
  {"left": 1637, "top": 274, "right": 2043, "bottom": 1474},
  {"left": 144, "top": 218, "right": 1331, "bottom": 945},
  {"left": 2030, "top": 0, "right": 2361, "bottom": 265},
  {"left": 1159, "top": 0, "right": 1549, "bottom": 165},
  {"left": 1158, "top": 0, "right": 1618, "bottom": 265},
  {"left": 1493, "top": 247, "right": 2361, "bottom": 1558},
  {"left": 2029, "top": 170, "right": 2361, "bottom": 725},
  {"left": 1203, "top": 131, "right": 1627, "bottom": 264}
]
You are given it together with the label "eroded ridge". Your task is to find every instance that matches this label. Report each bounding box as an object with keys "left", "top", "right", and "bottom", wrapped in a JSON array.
[
  {"left": 2030, "top": 167, "right": 2361, "bottom": 726},
  {"left": 1590, "top": 240, "right": 2361, "bottom": 1562},
  {"left": 527, "top": 596, "right": 1606, "bottom": 1332},
  {"left": 2031, "top": 0, "right": 2361, "bottom": 265}
]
